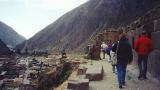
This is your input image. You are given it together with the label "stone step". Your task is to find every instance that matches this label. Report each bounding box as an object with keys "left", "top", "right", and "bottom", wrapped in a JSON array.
[
  {"left": 86, "top": 63, "right": 103, "bottom": 81},
  {"left": 67, "top": 79, "right": 89, "bottom": 90}
]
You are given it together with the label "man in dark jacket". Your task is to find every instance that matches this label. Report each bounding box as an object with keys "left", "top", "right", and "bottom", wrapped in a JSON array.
[
  {"left": 112, "top": 33, "right": 133, "bottom": 89},
  {"left": 134, "top": 31, "right": 153, "bottom": 80}
]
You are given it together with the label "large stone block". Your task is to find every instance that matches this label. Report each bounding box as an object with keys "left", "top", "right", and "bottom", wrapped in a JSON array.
[
  {"left": 154, "top": 19, "right": 160, "bottom": 31},
  {"left": 148, "top": 50, "right": 160, "bottom": 81},
  {"left": 67, "top": 80, "right": 79, "bottom": 90},
  {"left": 67, "top": 79, "right": 89, "bottom": 90},
  {"left": 151, "top": 31, "right": 160, "bottom": 50},
  {"left": 86, "top": 64, "right": 103, "bottom": 81}
]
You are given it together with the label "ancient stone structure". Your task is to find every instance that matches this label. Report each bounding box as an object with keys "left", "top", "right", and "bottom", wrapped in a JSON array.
[
  {"left": 103, "top": 29, "right": 119, "bottom": 43},
  {"left": 77, "top": 65, "right": 87, "bottom": 75},
  {"left": 87, "top": 30, "right": 119, "bottom": 60},
  {"left": 88, "top": 6, "right": 160, "bottom": 81},
  {"left": 86, "top": 64, "right": 103, "bottom": 81},
  {"left": 67, "top": 79, "right": 89, "bottom": 90},
  {"left": 125, "top": 6, "right": 160, "bottom": 81}
]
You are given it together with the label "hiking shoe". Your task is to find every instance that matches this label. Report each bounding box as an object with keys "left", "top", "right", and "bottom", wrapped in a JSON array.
[
  {"left": 143, "top": 76, "right": 148, "bottom": 80},
  {"left": 138, "top": 76, "right": 142, "bottom": 79},
  {"left": 119, "top": 86, "right": 122, "bottom": 89}
]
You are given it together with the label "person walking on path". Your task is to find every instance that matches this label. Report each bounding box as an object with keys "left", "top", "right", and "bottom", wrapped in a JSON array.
[
  {"left": 110, "top": 48, "right": 116, "bottom": 73},
  {"left": 134, "top": 30, "right": 153, "bottom": 80},
  {"left": 101, "top": 42, "right": 107, "bottom": 59},
  {"left": 112, "top": 33, "right": 133, "bottom": 89},
  {"left": 105, "top": 40, "right": 112, "bottom": 62}
]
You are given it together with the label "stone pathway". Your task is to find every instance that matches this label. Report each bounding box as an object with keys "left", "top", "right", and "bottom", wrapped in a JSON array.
[
  {"left": 89, "top": 60, "right": 160, "bottom": 90},
  {"left": 56, "top": 54, "right": 160, "bottom": 90},
  {"left": 89, "top": 60, "right": 118, "bottom": 90}
]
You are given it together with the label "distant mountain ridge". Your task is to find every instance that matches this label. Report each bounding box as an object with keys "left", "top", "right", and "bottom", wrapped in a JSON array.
[
  {"left": 16, "top": 0, "right": 160, "bottom": 53},
  {"left": 0, "top": 21, "right": 26, "bottom": 48}
]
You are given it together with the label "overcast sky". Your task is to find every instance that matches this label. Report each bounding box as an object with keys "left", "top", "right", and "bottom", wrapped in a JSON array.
[{"left": 0, "top": 0, "right": 88, "bottom": 39}]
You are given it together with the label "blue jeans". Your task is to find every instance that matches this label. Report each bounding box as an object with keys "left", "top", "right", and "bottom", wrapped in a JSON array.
[{"left": 116, "top": 62, "right": 127, "bottom": 86}]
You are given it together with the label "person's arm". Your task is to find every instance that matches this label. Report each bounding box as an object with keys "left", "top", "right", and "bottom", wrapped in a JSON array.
[{"left": 112, "top": 42, "right": 118, "bottom": 52}]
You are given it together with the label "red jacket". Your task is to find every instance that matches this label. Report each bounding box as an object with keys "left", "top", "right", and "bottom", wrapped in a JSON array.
[{"left": 134, "top": 35, "right": 153, "bottom": 55}]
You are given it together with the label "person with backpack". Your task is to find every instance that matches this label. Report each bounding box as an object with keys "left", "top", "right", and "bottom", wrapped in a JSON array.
[
  {"left": 134, "top": 30, "right": 153, "bottom": 80},
  {"left": 105, "top": 41, "right": 112, "bottom": 62},
  {"left": 112, "top": 32, "right": 133, "bottom": 89}
]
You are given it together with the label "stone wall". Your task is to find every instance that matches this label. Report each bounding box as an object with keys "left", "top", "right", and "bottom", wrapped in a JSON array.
[
  {"left": 88, "top": 30, "right": 119, "bottom": 60},
  {"left": 148, "top": 22, "right": 160, "bottom": 81},
  {"left": 126, "top": 6, "right": 160, "bottom": 81},
  {"left": 89, "top": 6, "right": 160, "bottom": 81}
]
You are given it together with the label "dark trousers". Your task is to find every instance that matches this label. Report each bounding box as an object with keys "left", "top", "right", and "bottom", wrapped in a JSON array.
[
  {"left": 102, "top": 50, "right": 105, "bottom": 59},
  {"left": 107, "top": 52, "right": 111, "bottom": 60},
  {"left": 116, "top": 62, "right": 127, "bottom": 86},
  {"left": 138, "top": 55, "right": 148, "bottom": 78},
  {"left": 112, "top": 65, "right": 116, "bottom": 72}
]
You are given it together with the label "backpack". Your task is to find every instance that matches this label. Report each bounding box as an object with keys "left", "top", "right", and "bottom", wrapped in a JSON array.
[{"left": 105, "top": 47, "right": 112, "bottom": 54}]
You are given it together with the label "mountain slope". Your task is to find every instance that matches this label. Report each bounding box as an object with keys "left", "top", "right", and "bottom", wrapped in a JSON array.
[
  {"left": 0, "top": 39, "right": 11, "bottom": 55},
  {"left": 17, "top": 0, "right": 160, "bottom": 53},
  {"left": 0, "top": 21, "right": 26, "bottom": 48}
]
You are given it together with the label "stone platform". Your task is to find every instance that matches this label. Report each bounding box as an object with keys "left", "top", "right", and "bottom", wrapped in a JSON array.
[{"left": 86, "top": 63, "right": 103, "bottom": 81}]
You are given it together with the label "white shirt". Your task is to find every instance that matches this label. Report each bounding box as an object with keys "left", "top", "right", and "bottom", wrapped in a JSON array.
[{"left": 101, "top": 43, "right": 108, "bottom": 49}]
